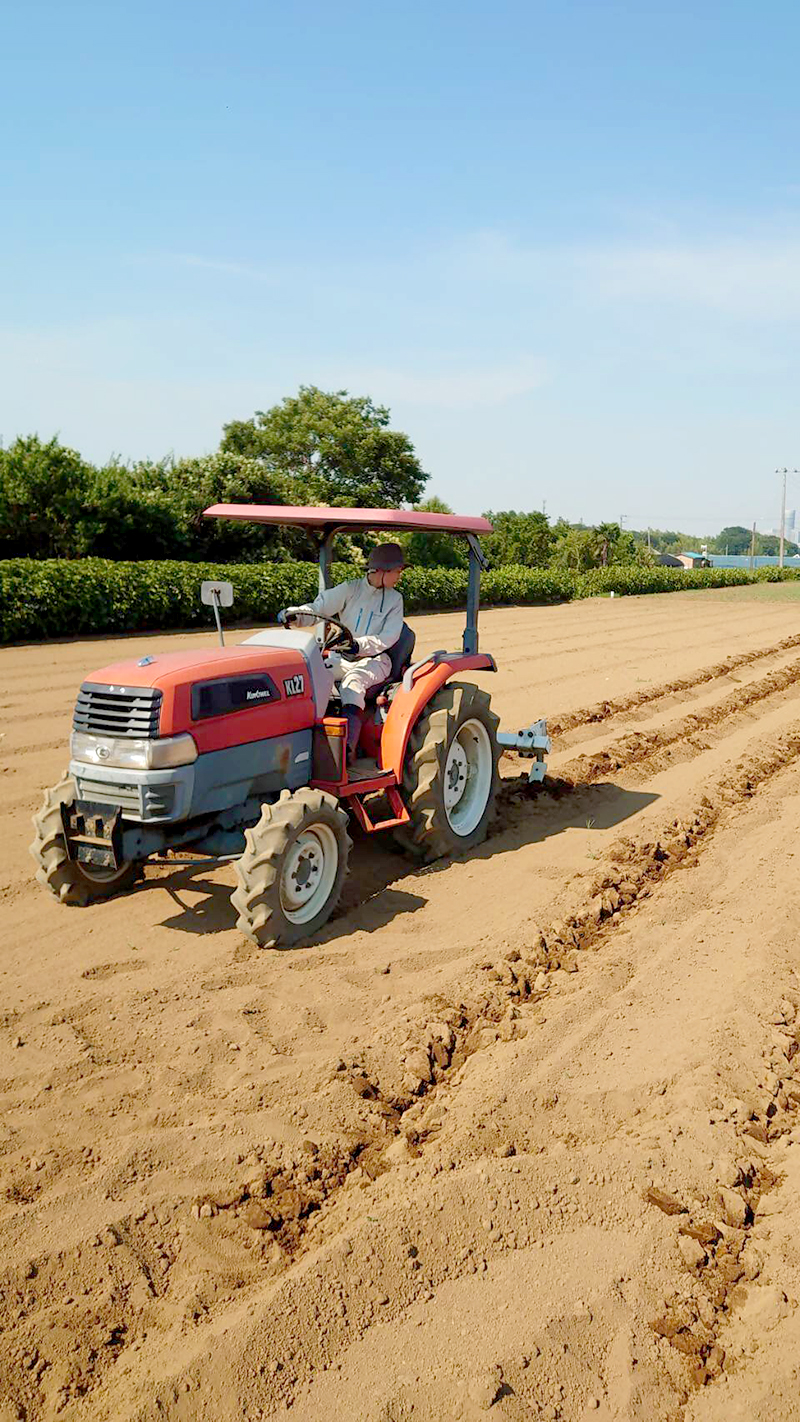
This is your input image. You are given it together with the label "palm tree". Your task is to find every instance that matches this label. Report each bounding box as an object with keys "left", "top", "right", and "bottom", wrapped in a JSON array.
[{"left": 590, "top": 522, "right": 622, "bottom": 567}]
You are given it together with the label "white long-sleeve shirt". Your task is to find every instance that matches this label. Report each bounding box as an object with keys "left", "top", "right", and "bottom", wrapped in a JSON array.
[{"left": 292, "top": 578, "right": 404, "bottom": 658}]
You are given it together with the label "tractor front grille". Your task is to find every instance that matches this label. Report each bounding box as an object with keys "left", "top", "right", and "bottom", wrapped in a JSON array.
[
  {"left": 73, "top": 683, "right": 162, "bottom": 739},
  {"left": 73, "top": 775, "right": 141, "bottom": 815},
  {"left": 73, "top": 774, "right": 177, "bottom": 821}
]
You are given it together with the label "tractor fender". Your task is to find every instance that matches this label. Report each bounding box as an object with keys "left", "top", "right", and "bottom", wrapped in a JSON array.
[{"left": 380, "top": 654, "right": 496, "bottom": 782}]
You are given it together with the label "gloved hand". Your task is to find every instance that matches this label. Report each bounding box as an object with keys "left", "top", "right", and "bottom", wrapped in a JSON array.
[
  {"left": 277, "top": 608, "right": 288, "bottom": 625},
  {"left": 277, "top": 606, "right": 304, "bottom": 626}
]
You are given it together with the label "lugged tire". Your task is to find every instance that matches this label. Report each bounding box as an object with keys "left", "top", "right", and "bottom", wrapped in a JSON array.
[
  {"left": 30, "top": 775, "right": 142, "bottom": 905},
  {"left": 231, "top": 787, "right": 352, "bottom": 949},
  {"left": 395, "top": 681, "right": 500, "bottom": 862}
]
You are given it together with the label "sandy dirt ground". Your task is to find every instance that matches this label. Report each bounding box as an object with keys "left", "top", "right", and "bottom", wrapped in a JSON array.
[{"left": 2, "top": 586, "right": 800, "bottom": 1422}]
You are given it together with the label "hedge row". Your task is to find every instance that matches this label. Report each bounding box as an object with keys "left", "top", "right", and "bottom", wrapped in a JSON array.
[
  {"left": 0, "top": 559, "right": 577, "bottom": 643},
  {"left": 1, "top": 557, "right": 799, "bottom": 645}
]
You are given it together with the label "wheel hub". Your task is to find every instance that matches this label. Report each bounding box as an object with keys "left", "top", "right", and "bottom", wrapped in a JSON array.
[
  {"left": 285, "top": 841, "right": 322, "bottom": 905},
  {"left": 279, "top": 823, "right": 341, "bottom": 925},
  {"left": 442, "top": 718, "right": 493, "bottom": 837},
  {"left": 444, "top": 744, "right": 469, "bottom": 807}
]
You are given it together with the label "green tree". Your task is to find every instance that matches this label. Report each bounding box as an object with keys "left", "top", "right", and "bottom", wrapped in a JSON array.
[
  {"left": 753, "top": 532, "right": 798, "bottom": 557},
  {"left": 79, "top": 461, "right": 182, "bottom": 560},
  {"left": 482, "top": 510, "right": 554, "bottom": 567},
  {"left": 629, "top": 528, "right": 707, "bottom": 557},
  {"left": 713, "top": 525, "right": 753, "bottom": 555},
  {"left": 221, "top": 386, "right": 428, "bottom": 508},
  {"left": 590, "top": 521, "right": 632, "bottom": 567},
  {"left": 117, "top": 452, "right": 301, "bottom": 562},
  {"left": 0, "top": 435, "right": 94, "bottom": 558},
  {"left": 550, "top": 523, "right": 595, "bottom": 571},
  {"left": 550, "top": 520, "right": 639, "bottom": 571}
]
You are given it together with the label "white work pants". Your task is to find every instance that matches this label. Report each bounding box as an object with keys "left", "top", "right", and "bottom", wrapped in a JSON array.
[{"left": 325, "top": 652, "right": 391, "bottom": 709}]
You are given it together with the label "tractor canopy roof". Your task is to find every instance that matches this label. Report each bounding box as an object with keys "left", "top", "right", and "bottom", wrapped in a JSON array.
[{"left": 203, "top": 504, "right": 493, "bottom": 537}]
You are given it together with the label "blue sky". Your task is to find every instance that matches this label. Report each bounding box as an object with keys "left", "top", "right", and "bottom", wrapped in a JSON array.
[{"left": 2, "top": 0, "right": 799, "bottom": 529}]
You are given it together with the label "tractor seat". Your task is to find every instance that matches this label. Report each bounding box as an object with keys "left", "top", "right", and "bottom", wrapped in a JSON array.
[{"left": 364, "top": 621, "right": 416, "bottom": 703}]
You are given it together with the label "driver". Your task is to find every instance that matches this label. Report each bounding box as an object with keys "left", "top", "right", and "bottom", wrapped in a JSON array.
[{"left": 279, "top": 542, "right": 407, "bottom": 759}]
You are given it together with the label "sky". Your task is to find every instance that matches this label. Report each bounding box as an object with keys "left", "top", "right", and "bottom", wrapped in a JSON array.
[{"left": 1, "top": 0, "right": 799, "bottom": 530}]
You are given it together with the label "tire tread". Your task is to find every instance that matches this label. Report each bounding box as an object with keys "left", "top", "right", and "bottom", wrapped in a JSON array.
[
  {"left": 396, "top": 681, "right": 499, "bottom": 862},
  {"left": 30, "top": 776, "right": 141, "bottom": 904},
  {"left": 232, "top": 787, "right": 351, "bottom": 949}
]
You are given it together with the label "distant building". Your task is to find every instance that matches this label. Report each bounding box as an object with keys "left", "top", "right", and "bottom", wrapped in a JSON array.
[
  {"left": 655, "top": 553, "right": 683, "bottom": 567},
  {"left": 770, "top": 510, "right": 797, "bottom": 540},
  {"left": 678, "top": 551, "right": 711, "bottom": 569}
]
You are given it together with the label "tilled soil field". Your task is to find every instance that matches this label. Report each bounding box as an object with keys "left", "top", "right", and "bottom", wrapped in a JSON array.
[{"left": 2, "top": 588, "right": 800, "bottom": 1422}]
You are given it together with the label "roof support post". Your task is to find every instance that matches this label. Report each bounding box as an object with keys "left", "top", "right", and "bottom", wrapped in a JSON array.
[
  {"left": 318, "top": 529, "right": 335, "bottom": 592},
  {"left": 464, "top": 535, "right": 486, "bottom": 655}
]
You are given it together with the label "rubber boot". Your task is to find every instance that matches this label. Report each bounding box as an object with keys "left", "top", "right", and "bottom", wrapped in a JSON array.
[{"left": 343, "top": 705, "right": 362, "bottom": 764}]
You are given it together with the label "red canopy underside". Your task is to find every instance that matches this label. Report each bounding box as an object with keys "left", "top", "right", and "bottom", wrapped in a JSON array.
[{"left": 203, "top": 503, "right": 493, "bottom": 536}]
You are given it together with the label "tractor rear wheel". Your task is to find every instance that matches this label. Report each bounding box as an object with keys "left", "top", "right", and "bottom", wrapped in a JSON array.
[
  {"left": 232, "top": 787, "right": 351, "bottom": 949},
  {"left": 396, "top": 681, "right": 500, "bottom": 862},
  {"left": 30, "top": 776, "right": 142, "bottom": 904}
]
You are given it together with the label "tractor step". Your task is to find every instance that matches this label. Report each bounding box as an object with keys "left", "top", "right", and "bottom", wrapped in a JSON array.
[
  {"left": 311, "top": 761, "right": 396, "bottom": 796},
  {"left": 346, "top": 758, "right": 391, "bottom": 785},
  {"left": 311, "top": 762, "right": 410, "bottom": 834},
  {"left": 349, "top": 784, "right": 410, "bottom": 833}
]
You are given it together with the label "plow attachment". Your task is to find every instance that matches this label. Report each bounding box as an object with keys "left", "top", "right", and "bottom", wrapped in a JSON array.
[{"left": 497, "top": 718, "right": 551, "bottom": 783}]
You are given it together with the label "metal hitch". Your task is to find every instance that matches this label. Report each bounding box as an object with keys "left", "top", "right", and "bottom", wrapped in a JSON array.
[
  {"left": 497, "top": 718, "right": 551, "bottom": 784},
  {"left": 61, "top": 800, "right": 124, "bottom": 871}
]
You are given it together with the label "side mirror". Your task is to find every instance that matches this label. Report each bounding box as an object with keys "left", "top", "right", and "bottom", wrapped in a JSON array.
[
  {"left": 201, "top": 580, "right": 234, "bottom": 608},
  {"left": 201, "top": 580, "right": 233, "bottom": 646}
]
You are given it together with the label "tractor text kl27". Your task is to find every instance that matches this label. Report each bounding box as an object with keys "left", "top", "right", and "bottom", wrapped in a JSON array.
[{"left": 31, "top": 506, "right": 550, "bottom": 948}]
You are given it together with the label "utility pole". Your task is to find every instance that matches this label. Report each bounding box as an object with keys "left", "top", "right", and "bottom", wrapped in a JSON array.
[
  {"left": 777, "top": 469, "right": 800, "bottom": 567},
  {"left": 647, "top": 527, "right": 652, "bottom": 552},
  {"left": 778, "top": 468, "right": 788, "bottom": 568},
  {"left": 749, "top": 522, "right": 756, "bottom": 573}
]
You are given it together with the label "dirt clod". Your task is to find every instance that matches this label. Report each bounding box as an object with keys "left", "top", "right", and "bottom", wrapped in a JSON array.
[
  {"left": 678, "top": 1234, "right": 706, "bottom": 1270},
  {"left": 644, "top": 1187, "right": 687, "bottom": 1216},
  {"left": 717, "top": 1187, "right": 749, "bottom": 1229}
]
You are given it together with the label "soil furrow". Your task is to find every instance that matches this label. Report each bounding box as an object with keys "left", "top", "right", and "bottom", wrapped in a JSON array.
[
  {"left": 169, "top": 726, "right": 800, "bottom": 1280},
  {"left": 547, "top": 631, "right": 800, "bottom": 739},
  {"left": 552, "top": 658, "right": 800, "bottom": 786},
  {"left": 92, "top": 724, "right": 800, "bottom": 1422}
]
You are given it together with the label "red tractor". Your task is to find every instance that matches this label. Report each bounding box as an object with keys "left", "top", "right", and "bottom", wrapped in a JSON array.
[{"left": 31, "top": 506, "right": 549, "bottom": 948}]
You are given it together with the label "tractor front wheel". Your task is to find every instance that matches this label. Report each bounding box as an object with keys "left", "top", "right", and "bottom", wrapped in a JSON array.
[
  {"left": 396, "top": 681, "right": 500, "bottom": 862},
  {"left": 30, "top": 776, "right": 142, "bottom": 904},
  {"left": 232, "top": 787, "right": 351, "bottom": 949}
]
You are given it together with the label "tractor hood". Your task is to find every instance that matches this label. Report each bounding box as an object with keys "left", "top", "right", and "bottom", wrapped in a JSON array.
[
  {"left": 85, "top": 646, "right": 294, "bottom": 691},
  {"left": 79, "top": 643, "right": 317, "bottom": 753}
]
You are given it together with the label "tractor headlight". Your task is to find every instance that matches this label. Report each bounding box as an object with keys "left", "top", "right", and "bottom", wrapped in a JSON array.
[{"left": 70, "top": 731, "right": 198, "bottom": 770}]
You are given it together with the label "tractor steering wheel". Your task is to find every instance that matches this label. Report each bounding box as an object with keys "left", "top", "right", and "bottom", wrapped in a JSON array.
[
  {"left": 318, "top": 615, "right": 360, "bottom": 658},
  {"left": 282, "top": 610, "right": 360, "bottom": 658}
]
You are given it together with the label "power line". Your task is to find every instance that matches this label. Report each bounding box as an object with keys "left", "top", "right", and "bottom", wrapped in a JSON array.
[{"left": 622, "top": 514, "right": 789, "bottom": 525}]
